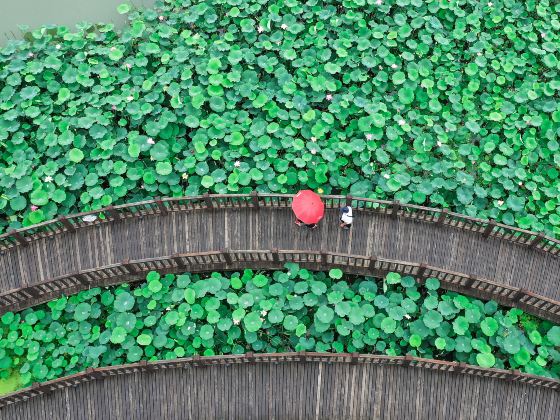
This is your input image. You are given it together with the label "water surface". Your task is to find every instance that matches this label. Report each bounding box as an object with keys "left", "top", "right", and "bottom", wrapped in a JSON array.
[{"left": 0, "top": 0, "right": 155, "bottom": 45}]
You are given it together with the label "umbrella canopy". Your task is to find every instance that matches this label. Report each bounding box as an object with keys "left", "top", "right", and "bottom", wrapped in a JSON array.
[{"left": 291, "top": 190, "right": 325, "bottom": 224}]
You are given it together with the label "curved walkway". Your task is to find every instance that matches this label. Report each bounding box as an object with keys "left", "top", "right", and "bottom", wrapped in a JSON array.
[
  {"left": 1, "top": 353, "right": 558, "bottom": 418},
  {"left": 1, "top": 195, "right": 560, "bottom": 321}
]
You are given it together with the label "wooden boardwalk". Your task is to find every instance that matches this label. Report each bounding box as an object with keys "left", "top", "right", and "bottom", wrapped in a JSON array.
[
  {"left": 1, "top": 354, "right": 558, "bottom": 419},
  {"left": 0, "top": 195, "right": 560, "bottom": 320}
]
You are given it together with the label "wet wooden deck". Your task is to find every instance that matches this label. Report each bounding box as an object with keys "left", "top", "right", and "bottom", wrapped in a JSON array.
[
  {"left": 1, "top": 205, "right": 560, "bottom": 319},
  {"left": 1, "top": 357, "right": 558, "bottom": 420}
]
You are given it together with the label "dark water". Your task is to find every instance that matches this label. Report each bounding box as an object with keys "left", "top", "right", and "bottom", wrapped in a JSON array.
[{"left": 0, "top": 0, "right": 155, "bottom": 45}]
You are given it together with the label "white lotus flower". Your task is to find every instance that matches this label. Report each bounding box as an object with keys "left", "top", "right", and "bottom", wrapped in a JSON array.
[
  {"left": 110, "top": 47, "right": 116, "bottom": 51},
  {"left": 233, "top": 319, "right": 240, "bottom": 325},
  {"left": 126, "top": 63, "right": 132, "bottom": 69},
  {"left": 497, "top": 200, "right": 504, "bottom": 206},
  {"left": 518, "top": 181, "right": 523, "bottom": 186},
  {"left": 147, "top": 137, "right": 155, "bottom": 144},
  {"left": 55, "top": 44, "right": 61, "bottom": 49},
  {"left": 487, "top": 2, "right": 493, "bottom": 6},
  {"left": 281, "top": 23, "right": 288, "bottom": 30},
  {"left": 477, "top": 52, "right": 482, "bottom": 56},
  {"left": 257, "top": 26, "right": 264, "bottom": 33},
  {"left": 391, "top": 64, "right": 398, "bottom": 69},
  {"left": 28, "top": 53, "right": 34, "bottom": 57},
  {"left": 376, "top": 0, "right": 382, "bottom": 4},
  {"left": 234, "top": 160, "right": 241, "bottom": 167},
  {"left": 541, "top": 33, "right": 546, "bottom": 38},
  {"left": 325, "top": 94, "right": 333, "bottom": 101},
  {"left": 366, "top": 134, "right": 373, "bottom": 140},
  {"left": 398, "top": 119, "right": 405, "bottom": 126},
  {"left": 127, "top": 95, "right": 134, "bottom": 101},
  {"left": 182, "top": 173, "right": 189, "bottom": 180},
  {"left": 44, "top": 176, "right": 53, "bottom": 183},
  {"left": 159, "top": 15, "right": 164, "bottom": 21},
  {"left": 311, "top": 136, "right": 317, "bottom": 142},
  {"left": 437, "top": 141, "right": 442, "bottom": 147},
  {"left": 383, "top": 174, "right": 390, "bottom": 179},
  {"left": 311, "top": 149, "right": 317, "bottom": 155},
  {"left": 404, "top": 314, "right": 411, "bottom": 319},
  {"left": 260, "top": 310, "right": 267, "bottom": 316}
]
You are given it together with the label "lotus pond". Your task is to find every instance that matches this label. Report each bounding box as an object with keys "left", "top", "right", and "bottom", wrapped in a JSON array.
[
  {"left": 0, "top": 265, "right": 558, "bottom": 394},
  {"left": 1, "top": 0, "right": 560, "bottom": 235}
]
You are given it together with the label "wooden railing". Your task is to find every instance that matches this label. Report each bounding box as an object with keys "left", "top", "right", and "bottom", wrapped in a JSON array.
[
  {"left": 0, "top": 351, "right": 557, "bottom": 408},
  {"left": 1, "top": 193, "right": 559, "bottom": 256},
  {"left": 1, "top": 249, "right": 559, "bottom": 323}
]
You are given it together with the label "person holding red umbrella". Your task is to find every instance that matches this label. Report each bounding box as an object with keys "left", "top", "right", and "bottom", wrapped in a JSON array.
[{"left": 292, "top": 190, "right": 325, "bottom": 229}]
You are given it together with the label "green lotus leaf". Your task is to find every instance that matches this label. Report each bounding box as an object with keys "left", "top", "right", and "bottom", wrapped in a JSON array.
[
  {"left": 423, "top": 310, "right": 443, "bottom": 329},
  {"left": 480, "top": 317, "right": 499, "bottom": 336},
  {"left": 114, "top": 292, "right": 135, "bottom": 312},
  {"left": 244, "top": 312, "right": 263, "bottom": 332},
  {"left": 381, "top": 317, "right": 397, "bottom": 333},
  {"left": 425, "top": 278, "right": 440, "bottom": 291},
  {"left": 110, "top": 327, "right": 127, "bottom": 344},
  {"left": 117, "top": 3, "right": 130, "bottom": 14},
  {"left": 73, "top": 303, "right": 91, "bottom": 322},
  {"left": 546, "top": 326, "right": 560, "bottom": 346},
  {"left": 137, "top": 334, "right": 152, "bottom": 346},
  {"left": 409, "top": 334, "right": 422, "bottom": 348},
  {"left": 386, "top": 272, "right": 401, "bottom": 285},
  {"left": 476, "top": 352, "right": 496, "bottom": 368}
]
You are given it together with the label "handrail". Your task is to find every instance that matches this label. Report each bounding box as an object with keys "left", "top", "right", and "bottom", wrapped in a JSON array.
[
  {"left": 1, "top": 249, "right": 558, "bottom": 323},
  {"left": 1, "top": 194, "right": 559, "bottom": 257},
  {"left": 0, "top": 352, "right": 557, "bottom": 408}
]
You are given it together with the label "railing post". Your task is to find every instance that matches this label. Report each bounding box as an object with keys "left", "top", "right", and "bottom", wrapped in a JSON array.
[
  {"left": 321, "top": 252, "right": 327, "bottom": 267},
  {"left": 345, "top": 194, "right": 353, "bottom": 207},
  {"left": 391, "top": 200, "right": 400, "bottom": 217},
  {"left": 368, "top": 256, "right": 377, "bottom": 272},
  {"left": 529, "top": 232, "right": 545, "bottom": 249},
  {"left": 457, "top": 362, "right": 469, "bottom": 374},
  {"left": 57, "top": 216, "right": 76, "bottom": 232},
  {"left": 172, "top": 253, "right": 186, "bottom": 270},
  {"left": 482, "top": 219, "right": 496, "bottom": 238},
  {"left": 245, "top": 351, "right": 255, "bottom": 363},
  {"left": 417, "top": 263, "right": 427, "bottom": 280},
  {"left": 223, "top": 249, "right": 233, "bottom": 265},
  {"left": 85, "top": 367, "right": 102, "bottom": 379},
  {"left": 350, "top": 352, "right": 360, "bottom": 365},
  {"left": 203, "top": 193, "right": 214, "bottom": 209},
  {"left": 9, "top": 230, "right": 28, "bottom": 247},
  {"left": 24, "top": 286, "right": 41, "bottom": 299},
  {"left": 104, "top": 206, "right": 121, "bottom": 221},
  {"left": 404, "top": 354, "right": 414, "bottom": 367},
  {"left": 31, "top": 382, "right": 45, "bottom": 393},
  {"left": 122, "top": 258, "right": 139, "bottom": 275},
  {"left": 511, "top": 288, "right": 528, "bottom": 303},
  {"left": 437, "top": 209, "right": 448, "bottom": 225},
  {"left": 251, "top": 191, "right": 259, "bottom": 208},
  {"left": 271, "top": 248, "right": 279, "bottom": 263},
  {"left": 464, "top": 275, "right": 476, "bottom": 288},
  {"left": 154, "top": 197, "right": 168, "bottom": 215},
  {"left": 509, "top": 369, "right": 522, "bottom": 382},
  {"left": 74, "top": 272, "right": 90, "bottom": 286}
]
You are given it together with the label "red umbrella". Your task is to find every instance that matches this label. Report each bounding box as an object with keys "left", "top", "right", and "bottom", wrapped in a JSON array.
[{"left": 291, "top": 190, "right": 325, "bottom": 224}]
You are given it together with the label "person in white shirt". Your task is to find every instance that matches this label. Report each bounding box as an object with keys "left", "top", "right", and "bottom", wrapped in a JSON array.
[{"left": 339, "top": 206, "right": 353, "bottom": 229}]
